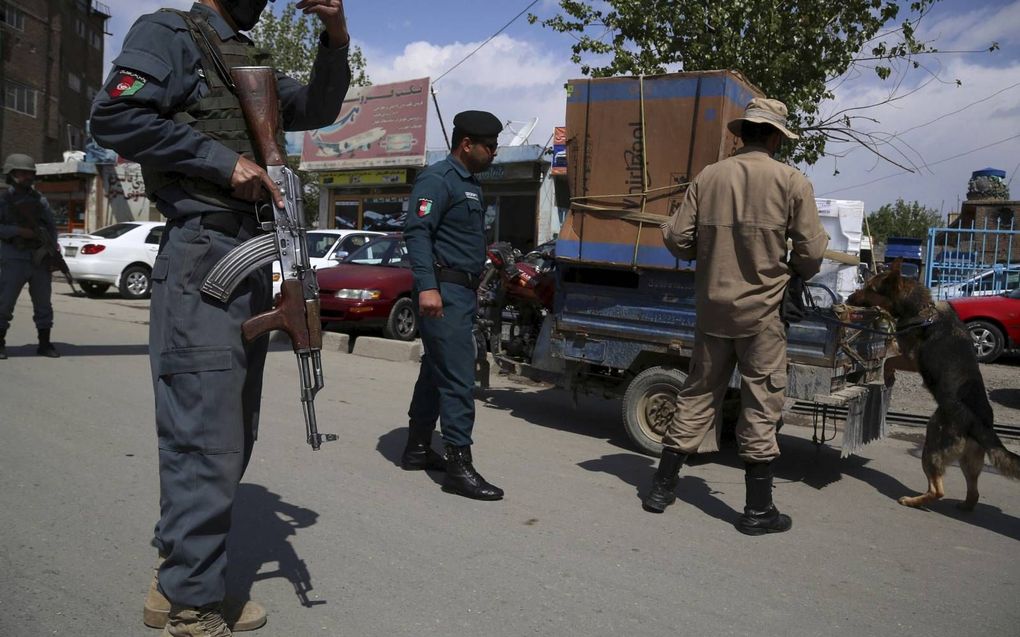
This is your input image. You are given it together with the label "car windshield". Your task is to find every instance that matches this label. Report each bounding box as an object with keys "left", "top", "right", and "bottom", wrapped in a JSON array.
[
  {"left": 306, "top": 232, "right": 340, "bottom": 259},
  {"left": 91, "top": 223, "right": 140, "bottom": 239},
  {"left": 345, "top": 236, "right": 407, "bottom": 266}
]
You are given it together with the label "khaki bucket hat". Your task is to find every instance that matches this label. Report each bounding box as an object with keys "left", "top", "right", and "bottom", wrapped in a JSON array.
[{"left": 727, "top": 98, "right": 799, "bottom": 140}]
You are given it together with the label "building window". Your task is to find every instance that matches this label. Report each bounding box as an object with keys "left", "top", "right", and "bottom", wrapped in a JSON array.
[
  {"left": 68, "top": 73, "right": 82, "bottom": 92},
  {"left": 76, "top": 18, "right": 86, "bottom": 38},
  {"left": 3, "top": 82, "right": 38, "bottom": 117},
  {"left": 86, "top": 86, "right": 97, "bottom": 101},
  {"left": 91, "top": 31, "right": 102, "bottom": 50},
  {"left": 1, "top": 3, "right": 26, "bottom": 30}
]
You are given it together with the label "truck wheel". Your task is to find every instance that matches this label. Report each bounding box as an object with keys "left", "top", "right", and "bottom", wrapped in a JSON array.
[
  {"left": 622, "top": 366, "right": 688, "bottom": 457},
  {"left": 383, "top": 297, "right": 417, "bottom": 341},
  {"left": 79, "top": 281, "right": 110, "bottom": 298}
]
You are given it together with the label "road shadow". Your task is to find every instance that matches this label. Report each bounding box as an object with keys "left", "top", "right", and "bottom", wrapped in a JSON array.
[
  {"left": 376, "top": 427, "right": 444, "bottom": 485},
  {"left": 989, "top": 388, "right": 1020, "bottom": 410},
  {"left": 477, "top": 385, "right": 632, "bottom": 451},
  {"left": 227, "top": 484, "right": 326, "bottom": 612},
  {"left": 0, "top": 343, "right": 149, "bottom": 357},
  {"left": 578, "top": 452, "right": 736, "bottom": 525}
]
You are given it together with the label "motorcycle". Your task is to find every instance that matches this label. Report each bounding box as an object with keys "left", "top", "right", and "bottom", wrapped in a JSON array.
[{"left": 474, "top": 241, "right": 556, "bottom": 385}]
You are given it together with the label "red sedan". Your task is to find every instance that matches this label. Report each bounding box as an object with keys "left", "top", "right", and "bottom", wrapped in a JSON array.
[
  {"left": 315, "top": 234, "right": 417, "bottom": 341},
  {"left": 948, "top": 287, "right": 1020, "bottom": 363}
]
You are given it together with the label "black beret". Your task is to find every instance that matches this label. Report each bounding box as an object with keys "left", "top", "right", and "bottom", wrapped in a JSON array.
[{"left": 452, "top": 110, "right": 503, "bottom": 137}]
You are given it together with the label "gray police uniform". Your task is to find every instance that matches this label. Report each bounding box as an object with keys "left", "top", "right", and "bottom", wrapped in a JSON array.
[
  {"left": 0, "top": 187, "right": 57, "bottom": 332},
  {"left": 404, "top": 155, "right": 487, "bottom": 447},
  {"left": 90, "top": 3, "right": 350, "bottom": 608}
]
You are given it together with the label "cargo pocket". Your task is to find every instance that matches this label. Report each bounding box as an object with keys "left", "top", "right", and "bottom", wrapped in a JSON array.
[
  {"left": 156, "top": 346, "right": 240, "bottom": 454},
  {"left": 152, "top": 255, "right": 169, "bottom": 282},
  {"left": 766, "top": 370, "right": 788, "bottom": 393},
  {"left": 158, "top": 346, "right": 232, "bottom": 377}
]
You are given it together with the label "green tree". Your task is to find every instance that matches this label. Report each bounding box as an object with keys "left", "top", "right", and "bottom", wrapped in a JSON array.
[
  {"left": 532, "top": 1, "right": 996, "bottom": 167},
  {"left": 866, "top": 199, "right": 943, "bottom": 243},
  {"left": 252, "top": 5, "right": 371, "bottom": 225}
]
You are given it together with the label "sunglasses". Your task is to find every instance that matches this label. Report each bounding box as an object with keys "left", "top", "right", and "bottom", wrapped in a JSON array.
[{"left": 472, "top": 139, "right": 498, "bottom": 152}]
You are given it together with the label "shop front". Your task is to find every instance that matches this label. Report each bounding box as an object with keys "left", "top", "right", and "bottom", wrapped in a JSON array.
[
  {"left": 34, "top": 162, "right": 98, "bottom": 234},
  {"left": 317, "top": 146, "right": 551, "bottom": 251}
]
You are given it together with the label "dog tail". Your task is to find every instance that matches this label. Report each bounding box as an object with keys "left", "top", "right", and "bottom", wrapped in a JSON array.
[{"left": 987, "top": 447, "right": 1020, "bottom": 481}]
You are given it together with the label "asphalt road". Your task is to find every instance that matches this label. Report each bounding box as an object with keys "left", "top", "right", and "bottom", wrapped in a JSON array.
[{"left": 1, "top": 284, "right": 1018, "bottom": 637}]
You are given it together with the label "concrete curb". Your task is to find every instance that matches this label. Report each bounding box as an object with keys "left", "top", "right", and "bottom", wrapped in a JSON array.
[
  {"left": 351, "top": 336, "right": 422, "bottom": 363},
  {"left": 272, "top": 331, "right": 419, "bottom": 363}
]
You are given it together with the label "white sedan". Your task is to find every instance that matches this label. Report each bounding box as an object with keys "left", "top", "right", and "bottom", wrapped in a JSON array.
[
  {"left": 271, "top": 229, "right": 384, "bottom": 295},
  {"left": 58, "top": 221, "right": 164, "bottom": 299}
]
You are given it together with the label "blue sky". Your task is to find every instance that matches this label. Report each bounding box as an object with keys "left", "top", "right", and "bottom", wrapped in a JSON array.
[{"left": 101, "top": 0, "right": 1020, "bottom": 217}]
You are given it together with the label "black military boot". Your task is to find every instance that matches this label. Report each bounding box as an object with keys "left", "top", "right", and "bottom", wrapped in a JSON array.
[
  {"left": 0, "top": 328, "right": 7, "bottom": 360},
  {"left": 736, "top": 461, "right": 792, "bottom": 536},
  {"left": 442, "top": 444, "right": 503, "bottom": 500},
  {"left": 400, "top": 423, "right": 446, "bottom": 471},
  {"left": 37, "top": 329, "right": 60, "bottom": 358},
  {"left": 642, "top": 448, "right": 687, "bottom": 513}
]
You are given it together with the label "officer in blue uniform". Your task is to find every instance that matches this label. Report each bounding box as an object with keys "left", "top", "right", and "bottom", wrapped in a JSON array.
[
  {"left": 402, "top": 110, "right": 504, "bottom": 501},
  {"left": 0, "top": 154, "right": 61, "bottom": 359},
  {"left": 90, "top": 1, "right": 351, "bottom": 634}
]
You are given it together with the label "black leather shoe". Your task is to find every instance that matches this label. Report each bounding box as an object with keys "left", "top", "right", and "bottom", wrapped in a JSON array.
[
  {"left": 442, "top": 444, "right": 503, "bottom": 500},
  {"left": 736, "top": 461, "right": 791, "bottom": 535},
  {"left": 401, "top": 442, "right": 446, "bottom": 471},
  {"left": 36, "top": 342, "right": 60, "bottom": 358},
  {"left": 37, "top": 329, "right": 59, "bottom": 358},
  {"left": 642, "top": 448, "right": 686, "bottom": 513},
  {"left": 736, "top": 505, "right": 793, "bottom": 536},
  {"left": 400, "top": 424, "right": 446, "bottom": 471}
]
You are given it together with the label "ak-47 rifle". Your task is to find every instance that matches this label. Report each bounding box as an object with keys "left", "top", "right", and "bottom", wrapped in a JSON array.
[
  {"left": 200, "top": 66, "right": 335, "bottom": 451},
  {"left": 8, "top": 196, "right": 80, "bottom": 295}
]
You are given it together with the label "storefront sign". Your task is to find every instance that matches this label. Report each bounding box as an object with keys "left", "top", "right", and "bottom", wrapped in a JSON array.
[
  {"left": 551, "top": 126, "right": 567, "bottom": 175},
  {"left": 476, "top": 162, "right": 538, "bottom": 182},
  {"left": 319, "top": 169, "right": 408, "bottom": 187},
  {"left": 300, "top": 77, "right": 430, "bottom": 171}
]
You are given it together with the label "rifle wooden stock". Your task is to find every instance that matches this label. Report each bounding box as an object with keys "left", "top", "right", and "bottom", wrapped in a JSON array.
[
  {"left": 231, "top": 66, "right": 286, "bottom": 167},
  {"left": 242, "top": 279, "right": 323, "bottom": 350}
]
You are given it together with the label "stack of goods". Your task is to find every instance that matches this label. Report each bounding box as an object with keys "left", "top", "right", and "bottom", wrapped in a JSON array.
[{"left": 967, "top": 168, "right": 1010, "bottom": 200}]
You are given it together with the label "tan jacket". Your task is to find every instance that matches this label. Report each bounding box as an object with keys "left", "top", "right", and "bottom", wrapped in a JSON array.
[{"left": 662, "top": 145, "right": 827, "bottom": 337}]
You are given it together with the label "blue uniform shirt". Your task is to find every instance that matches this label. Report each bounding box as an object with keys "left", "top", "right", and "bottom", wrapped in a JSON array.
[
  {"left": 0, "top": 187, "right": 57, "bottom": 261},
  {"left": 404, "top": 155, "right": 487, "bottom": 291},
  {"left": 90, "top": 3, "right": 351, "bottom": 218}
]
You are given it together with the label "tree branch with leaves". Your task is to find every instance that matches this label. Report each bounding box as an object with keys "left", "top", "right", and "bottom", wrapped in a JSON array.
[{"left": 531, "top": 0, "right": 997, "bottom": 169}]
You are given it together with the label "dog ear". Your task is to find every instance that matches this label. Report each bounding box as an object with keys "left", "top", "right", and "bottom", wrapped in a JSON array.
[{"left": 889, "top": 258, "right": 902, "bottom": 276}]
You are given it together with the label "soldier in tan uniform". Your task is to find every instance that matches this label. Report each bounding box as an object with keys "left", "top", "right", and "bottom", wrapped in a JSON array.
[{"left": 641, "top": 98, "right": 828, "bottom": 536}]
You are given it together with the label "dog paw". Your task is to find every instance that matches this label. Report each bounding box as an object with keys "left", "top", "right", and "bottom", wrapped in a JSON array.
[
  {"left": 898, "top": 496, "right": 922, "bottom": 507},
  {"left": 956, "top": 500, "right": 977, "bottom": 512}
]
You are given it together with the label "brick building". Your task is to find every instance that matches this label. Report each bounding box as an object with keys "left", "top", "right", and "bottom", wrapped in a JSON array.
[{"left": 0, "top": 0, "right": 110, "bottom": 163}]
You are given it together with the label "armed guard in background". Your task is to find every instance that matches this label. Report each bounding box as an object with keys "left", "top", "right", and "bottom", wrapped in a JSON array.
[
  {"left": 90, "top": 0, "right": 352, "bottom": 634},
  {"left": 0, "top": 154, "right": 62, "bottom": 359},
  {"left": 402, "top": 110, "right": 506, "bottom": 501}
]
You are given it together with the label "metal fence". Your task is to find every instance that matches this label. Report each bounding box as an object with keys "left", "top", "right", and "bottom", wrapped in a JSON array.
[{"left": 924, "top": 217, "right": 1020, "bottom": 300}]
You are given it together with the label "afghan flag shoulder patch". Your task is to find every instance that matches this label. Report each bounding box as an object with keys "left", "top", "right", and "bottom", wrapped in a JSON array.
[
  {"left": 109, "top": 70, "right": 147, "bottom": 98},
  {"left": 417, "top": 198, "right": 433, "bottom": 217}
]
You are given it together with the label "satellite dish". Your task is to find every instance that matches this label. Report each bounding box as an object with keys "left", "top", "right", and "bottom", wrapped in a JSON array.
[{"left": 507, "top": 117, "right": 539, "bottom": 146}]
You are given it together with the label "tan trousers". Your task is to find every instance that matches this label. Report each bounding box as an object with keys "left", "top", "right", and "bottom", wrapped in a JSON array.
[{"left": 663, "top": 316, "right": 788, "bottom": 462}]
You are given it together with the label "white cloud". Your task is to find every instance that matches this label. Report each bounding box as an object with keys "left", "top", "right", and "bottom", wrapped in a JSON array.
[
  {"left": 918, "top": 1, "right": 1020, "bottom": 54},
  {"left": 807, "top": 56, "right": 1020, "bottom": 215},
  {"left": 366, "top": 34, "right": 578, "bottom": 150}
]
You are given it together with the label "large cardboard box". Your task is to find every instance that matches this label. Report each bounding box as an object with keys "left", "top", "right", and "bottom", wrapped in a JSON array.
[{"left": 558, "top": 70, "right": 762, "bottom": 268}]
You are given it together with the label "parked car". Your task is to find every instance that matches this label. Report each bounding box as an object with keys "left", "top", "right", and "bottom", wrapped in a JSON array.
[
  {"left": 57, "top": 221, "right": 164, "bottom": 299},
  {"left": 948, "top": 287, "right": 1020, "bottom": 363},
  {"left": 314, "top": 233, "right": 417, "bottom": 340},
  {"left": 931, "top": 266, "right": 1020, "bottom": 300},
  {"left": 271, "top": 229, "right": 384, "bottom": 295}
]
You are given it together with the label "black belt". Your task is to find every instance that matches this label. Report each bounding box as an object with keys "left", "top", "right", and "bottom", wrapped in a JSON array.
[
  {"left": 199, "top": 211, "right": 260, "bottom": 237},
  {"left": 435, "top": 264, "right": 480, "bottom": 290}
]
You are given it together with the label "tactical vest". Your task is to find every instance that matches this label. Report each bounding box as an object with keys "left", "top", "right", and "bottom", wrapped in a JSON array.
[
  {"left": 0, "top": 188, "right": 45, "bottom": 251},
  {"left": 141, "top": 9, "right": 287, "bottom": 212}
]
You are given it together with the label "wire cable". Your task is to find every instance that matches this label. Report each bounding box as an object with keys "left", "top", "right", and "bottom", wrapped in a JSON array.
[
  {"left": 433, "top": 0, "right": 540, "bottom": 84},
  {"left": 819, "top": 133, "right": 1020, "bottom": 196}
]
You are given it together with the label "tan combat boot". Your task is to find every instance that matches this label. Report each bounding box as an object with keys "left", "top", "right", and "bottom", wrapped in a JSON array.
[
  {"left": 161, "top": 605, "right": 232, "bottom": 637},
  {"left": 145, "top": 557, "right": 267, "bottom": 631}
]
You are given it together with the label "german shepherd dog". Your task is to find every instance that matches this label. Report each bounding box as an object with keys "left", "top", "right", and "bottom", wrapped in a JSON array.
[{"left": 848, "top": 260, "right": 1020, "bottom": 509}]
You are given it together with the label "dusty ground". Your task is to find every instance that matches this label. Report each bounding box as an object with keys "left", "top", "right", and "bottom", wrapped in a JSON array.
[{"left": 887, "top": 351, "right": 1020, "bottom": 426}]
